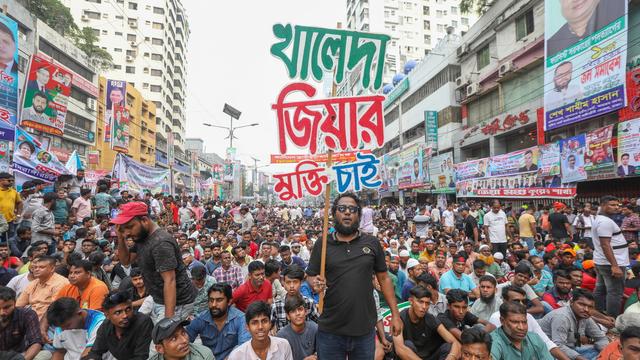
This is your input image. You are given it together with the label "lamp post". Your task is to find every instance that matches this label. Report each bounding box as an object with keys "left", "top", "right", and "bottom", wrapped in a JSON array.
[{"left": 203, "top": 122, "right": 258, "bottom": 149}]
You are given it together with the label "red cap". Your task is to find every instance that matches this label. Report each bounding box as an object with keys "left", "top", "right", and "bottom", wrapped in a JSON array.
[{"left": 110, "top": 202, "right": 149, "bottom": 224}]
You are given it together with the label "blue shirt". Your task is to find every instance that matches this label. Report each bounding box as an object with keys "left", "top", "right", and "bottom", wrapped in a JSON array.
[
  {"left": 205, "top": 259, "right": 221, "bottom": 275},
  {"left": 186, "top": 306, "right": 251, "bottom": 360},
  {"left": 300, "top": 281, "right": 319, "bottom": 303},
  {"left": 439, "top": 269, "right": 476, "bottom": 293},
  {"left": 529, "top": 249, "right": 545, "bottom": 258},
  {"left": 401, "top": 278, "right": 416, "bottom": 301}
]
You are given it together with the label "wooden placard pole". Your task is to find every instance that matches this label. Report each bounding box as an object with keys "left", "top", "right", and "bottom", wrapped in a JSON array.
[{"left": 317, "top": 149, "right": 333, "bottom": 314}]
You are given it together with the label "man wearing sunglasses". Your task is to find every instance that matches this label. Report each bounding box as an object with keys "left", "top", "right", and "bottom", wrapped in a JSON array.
[{"left": 306, "top": 192, "right": 401, "bottom": 359}]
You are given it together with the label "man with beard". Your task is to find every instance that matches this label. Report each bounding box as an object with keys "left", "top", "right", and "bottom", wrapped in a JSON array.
[
  {"left": 427, "top": 251, "right": 451, "bottom": 281},
  {"left": 306, "top": 193, "right": 401, "bottom": 359},
  {"left": 0, "top": 286, "right": 43, "bottom": 360},
  {"left": 232, "top": 260, "right": 272, "bottom": 312},
  {"left": 439, "top": 253, "right": 479, "bottom": 299},
  {"left": 114, "top": 202, "right": 196, "bottom": 322},
  {"left": 542, "top": 270, "right": 573, "bottom": 310},
  {"left": 21, "top": 92, "right": 50, "bottom": 125},
  {"left": 86, "top": 290, "right": 153, "bottom": 359},
  {"left": 401, "top": 258, "right": 423, "bottom": 301},
  {"left": 389, "top": 254, "right": 407, "bottom": 302},
  {"left": 186, "top": 283, "right": 251, "bottom": 359},
  {"left": 470, "top": 275, "right": 501, "bottom": 321}
]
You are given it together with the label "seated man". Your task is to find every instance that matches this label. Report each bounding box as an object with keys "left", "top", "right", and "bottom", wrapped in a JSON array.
[
  {"left": 469, "top": 260, "right": 494, "bottom": 287},
  {"left": 47, "top": 297, "right": 106, "bottom": 359},
  {"left": 439, "top": 253, "right": 479, "bottom": 299},
  {"left": 228, "top": 301, "right": 293, "bottom": 359},
  {"left": 460, "top": 327, "right": 492, "bottom": 360},
  {"left": 56, "top": 260, "right": 109, "bottom": 311},
  {"left": 275, "top": 294, "right": 318, "bottom": 360},
  {"left": 541, "top": 269, "right": 573, "bottom": 311},
  {"left": 85, "top": 290, "right": 153, "bottom": 360},
  {"left": 392, "top": 286, "right": 461, "bottom": 360},
  {"left": 150, "top": 317, "right": 213, "bottom": 360},
  {"left": 539, "top": 289, "right": 608, "bottom": 360},
  {"left": 0, "top": 286, "right": 43, "bottom": 360},
  {"left": 497, "top": 263, "right": 544, "bottom": 316},
  {"left": 470, "top": 275, "right": 501, "bottom": 321},
  {"left": 232, "top": 261, "right": 272, "bottom": 312},
  {"left": 490, "top": 302, "right": 552, "bottom": 360},
  {"left": 190, "top": 266, "right": 216, "bottom": 315},
  {"left": 401, "top": 258, "right": 422, "bottom": 301},
  {"left": 437, "top": 289, "right": 489, "bottom": 341},
  {"left": 621, "top": 326, "right": 640, "bottom": 360},
  {"left": 415, "top": 274, "right": 448, "bottom": 317},
  {"left": 271, "top": 265, "right": 319, "bottom": 332},
  {"left": 16, "top": 255, "right": 68, "bottom": 320},
  {"left": 186, "top": 283, "right": 251, "bottom": 359}
]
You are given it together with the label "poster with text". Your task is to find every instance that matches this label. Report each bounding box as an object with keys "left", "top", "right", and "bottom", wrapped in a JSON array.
[
  {"left": 426, "top": 152, "right": 456, "bottom": 194},
  {"left": 488, "top": 147, "right": 540, "bottom": 177},
  {"left": 0, "top": 14, "right": 19, "bottom": 140},
  {"left": 397, "top": 143, "right": 426, "bottom": 190},
  {"left": 544, "top": 0, "right": 627, "bottom": 130},
  {"left": 113, "top": 153, "right": 169, "bottom": 194},
  {"left": 584, "top": 125, "right": 614, "bottom": 170},
  {"left": 456, "top": 172, "right": 575, "bottom": 199},
  {"left": 539, "top": 142, "right": 561, "bottom": 177},
  {"left": 104, "top": 79, "right": 126, "bottom": 143},
  {"left": 560, "top": 134, "right": 588, "bottom": 183},
  {"left": 110, "top": 104, "right": 130, "bottom": 153},
  {"left": 380, "top": 152, "right": 399, "bottom": 191},
  {"left": 454, "top": 158, "right": 488, "bottom": 181},
  {"left": 20, "top": 54, "right": 72, "bottom": 136},
  {"left": 617, "top": 118, "right": 640, "bottom": 177},
  {"left": 12, "top": 126, "right": 69, "bottom": 182}
]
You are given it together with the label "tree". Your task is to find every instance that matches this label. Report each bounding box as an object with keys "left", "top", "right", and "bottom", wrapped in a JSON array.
[
  {"left": 72, "top": 27, "right": 114, "bottom": 71},
  {"left": 459, "top": 0, "right": 493, "bottom": 15},
  {"left": 19, "top": 0, "right": 78, "bottom": 36}
]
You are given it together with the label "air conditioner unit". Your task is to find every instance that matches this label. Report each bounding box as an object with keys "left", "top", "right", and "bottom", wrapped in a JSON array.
[
  {"left": 455, "top": 76, "right": 468, "bottom": 88},
  {"left": 466, "top": 82, "right": 480, "bottom": 97},
  {"left": 126, "top": 55, "right": 134, "bottom": 62},
  {"left": 498, "top": 61, "right": 516, "bottom": 77},
  {"left": 81, "top": 14, "right": 89, "bottom": 21},
  {"left": 456, "top": 43, "right": 469, "bottom": 57},
  {"left": 86, "top": 98, "right": 97, "bottom": 112},
  {"left": 129, "top": 20, "right": 138, "bottom": 28}
]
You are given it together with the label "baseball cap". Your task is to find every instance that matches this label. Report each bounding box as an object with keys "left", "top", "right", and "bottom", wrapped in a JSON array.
[
  {"left": 407, "top": 258, "right": 420, "bottom": 270},
  {"left": 493, "top": 252, "right": 504, "bottom": 260},
  {"left": 152, "top": 317, "right": 190, "bottom": 344},
  {"left": 399, "top": 249, "right": 410, "bottom": 257},
  {"left": 110, "top": 202, "right": 149, "bottom": 225},
  {"left": 562, "top": 248, "right": 577, "bottom": 257},
  {"left": 582, "top": 260, "right": 594, "bottom": 270}
]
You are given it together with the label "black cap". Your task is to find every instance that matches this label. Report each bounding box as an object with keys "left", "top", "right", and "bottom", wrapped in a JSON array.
[{"left": 152, "top": 317, "right": 190, "bottom": 344}]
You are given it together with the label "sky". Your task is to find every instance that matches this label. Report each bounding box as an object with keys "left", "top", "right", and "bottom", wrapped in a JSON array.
[{"left": 184, "top": 0, "right": 344, "bottom": 175}]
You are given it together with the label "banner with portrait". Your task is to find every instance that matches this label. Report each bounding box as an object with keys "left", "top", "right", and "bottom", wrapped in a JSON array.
[
  {"left": 20, "top": 54, "right": 72, "bottom": 136},
  {"left": 0, "top": 14, "right": 19, "bottom": 140},
  {"left": 456, "top": 172, "right": 575, "bottom": 199},
  {"left": 584, "top": 125, "right": 614, "bottom": 170},
  {"left": 110, "top": 104, "right": 130, "bottom": 153},
  {"left": 488, "top": 147, "right": 540, "bottom": 177},
  {"left": 560, "top": 134, "right": 588, "bottom": 183},
  {"left": 397, "top": 143, "right": 428, "bottom": 190},
  {"left": 539, "top": 142, "right": 561, "bottom": 177},
  {"left": 12, "top": 126, "right": 69, "bottom": 182},
  {"left": 379, "top": 152, "right": 399, "bottom": 191},
  {"left": 544, "top": 0, "right": 627, "bottom": 131},
  {"left": 617, "top": 118, "right": 640, "bottom": 177},
  {"left": 426, "top": 152, "right": 456, "bottom": 194},
  {"left": 104, "top": 79, "right": 126, "bottom": 143},
  {"left": 454, "top": 158, "right": 488, "bottom": 181},
  {"left": 113, "top": 153, "right": 170, "bottom": 194}
]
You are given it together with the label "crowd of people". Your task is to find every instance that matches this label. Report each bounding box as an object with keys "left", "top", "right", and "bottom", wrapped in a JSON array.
[{"left": 0, "top": 169, "right": 640, "bottom": 359}]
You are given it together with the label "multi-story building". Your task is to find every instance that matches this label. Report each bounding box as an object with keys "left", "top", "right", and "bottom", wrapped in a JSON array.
[
  {"left": 92, "top": 76, "right": 157, "bottom": 170},
  {"left": 60, "top": 0, "right": 189, "bottom": 165}
]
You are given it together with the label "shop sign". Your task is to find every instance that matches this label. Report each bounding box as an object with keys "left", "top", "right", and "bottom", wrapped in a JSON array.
[{"left": 481, "top": 110, "right": 530, "bottom": 136}]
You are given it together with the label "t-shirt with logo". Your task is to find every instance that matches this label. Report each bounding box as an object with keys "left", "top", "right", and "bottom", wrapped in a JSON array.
[
  {"left": 53, "top": 309, "right": 105, "bottom": 360},
  {"left": 400, "top": 309, "right": 445, "bottom": 360}
]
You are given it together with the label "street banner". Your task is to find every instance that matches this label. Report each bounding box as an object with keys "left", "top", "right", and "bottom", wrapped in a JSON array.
[
  {"left": 397, "top": 143, "right": 427, "bottom": 190},
  {"left": 87, "top": 150, "right": 99, "bottom": 165},
  {"left": 85, "top": 170, "right": 110, "bottom": 188},
  {"left": 381, "top": 302, "right": 410, "bottom": 333},
  {"left": 380, "top": 152, "right": 399, "bottom": 191},
  {"left": 456, "top": 174, "right": 575, "bottom": 199},
  {"left": 454, "top": 158, "right": 488, "bottom": 181},
  {"left": 425, "top": 111, "right": 438, "bottom": 151},
  {"left": 584, "top": 125, "right": 614, "bottom": 170},
  {"left": 539, "top": 143, "right": 561, "bottom": 177},
  {"left": 104, "top": 79, "right": 126, "bottom": 143},
  {"left": 270, "top": 150, "right": 369, "bottom": 164},
  {"left": 617, "top": 118, "right": 640, "bottom": 177},
  {"left": 488, "top": 147, "right": 539, "bottom": 177},
  {"left": 113, "top": 153, "right": 170, "bottom": 194},
  {"left": 0, "top": 13, "right": 19, "bottom": 139},
  {"left": 20, "top": 54, "right": 72, "bottom": 136},
  {"left": 12, "top": 126, "right": 69, "bottom": 182},
  {"left": 543, "top": 0, "right": 627, "bottom": 130},
  {"left": 560, "top": 134, "right": 588, "bottom": 183},
  {"left": 111, "top": 104, "right": 130, "bottom": 153},
  {"left": 619, "top": 67, "right": 640, "bottom": 121},
  {"left": 426, "top": 152, "right": 456, "bottom": 194},
  {"left": 224, "top": 147, "right": 235, "bottom": 182}
]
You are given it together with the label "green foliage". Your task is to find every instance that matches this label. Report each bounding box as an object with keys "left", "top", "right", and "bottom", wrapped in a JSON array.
[
  {"left": 72, "top": 27, "right": 114, "bottom": 71},
  {"left": 460, "top": 0, "right": 493, "bottom": 15}
]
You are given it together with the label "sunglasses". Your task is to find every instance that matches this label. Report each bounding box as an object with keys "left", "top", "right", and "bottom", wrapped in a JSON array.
[{"left": 336, "top": 205, "right": 359, "bottom": 213}]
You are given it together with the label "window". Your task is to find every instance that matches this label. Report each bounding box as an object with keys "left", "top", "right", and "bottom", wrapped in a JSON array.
[
  {"left": 468, "top": 89, "right": 501, "bottom": 126},
  {"left": 128, "top": 2, "right": 137, "bottom": 10},
  {"left": 477, "top": 45, "right": 490, "bottom": 70},
  {"left": 143, "top": 83, "right": 149, "bottom": 89},
  {"left": 153, "top": 6, "right": 164, "bottom": 14},
  {"left": 150, "top": 85, "right": 161, "bottom": 92},
  {"left": 436, "top": 10, "right": 443, "bottom": 18},
  {"left": 151, "top": 53, "right": 162, "bottom": 61},
  {"left": 451, "top": 6, "right": 458, "bottom": 14},
  {"left": 70, "top": 87, "right": 89, "bottom": 103},
  {"left": 127, "top": 34, "right": 136, "bottom": 41},
  {"left": 151, "top": 38, "right": 163, "bottom": 45},
  {"left": 126, "top": 50, "right": 136, "bottom": 56},
  {"left": 424, "top": 20, "right": 430, "bottom": 30},
  {"left": 151, "top": 69, "right": 162, "bottom": 76},
  {"left": 115, "top": 31, "right": 122, "bottom": 36},
  {"left": 90, "top": 28, "right": 100, "bottom": 37},
  {"left": 126, "top": 66, "right": 135, "bottom": 74},
  {"left": 116, "top": 15, "right": 123, "bottom": 20},
  {"left": 114, "top": 48, "right": 122, "bottom": 52},
  {"left": 102, "top": 13, "right": 108, "bottom": 19},
  {"left": 86, "top": 0, "right": 101, "bottom": 2},
  {"left": 515, "top": 9, "right": 535, "bottom": 41},
  {"left": 152, "top": 22, "right": 163, "bottom": 30},
  {"left": 452, "top": 20, "right": 458, "bottom": 28},
  {"left": 437, "top": 24, "right": 444, "bottom": 32},
  {"left": 83, "top": 10, "right": 101, "bottom": 19},
  {"left": 462, "top": 17, "right": 469, "bottom": 26},
  {"left": 424, "top": 34, "right": 431, "bottom": 44},
  {"left": 423, "top": 6, "right": 430, "bottom": 15}
]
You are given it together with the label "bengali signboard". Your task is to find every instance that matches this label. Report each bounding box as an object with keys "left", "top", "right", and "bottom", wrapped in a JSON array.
[
  {"left": 560, "top": 134, "right": 588, "bottom": 183},
  {"left": 584, "top": 125, "right": 614, "bottom": 170},
  {"left": 269, "top": 150, "right": 369, "bottom": 164},
  {"left": 425, "top": 111, "right": 438, "bottom": 151},
  {"left": 104, "top": 79, "right": 126, "bottom": 143},
  {"left": 488, "top": 147, "right": 540, "bottom": 177},
  {"left": 12, "top": 126, "right": 69, "bottom": 182},
  {"left": 543, "top": 0, "right": 628, "bottom": 130},
  {"left": 617, "top": 118, "right": 640, "bottom": 177},
  {"left": 426, "top": 152, "right": 455, "bottom": 194},
  {"left": 456, "top": 175, "right": 575, "bottom": 199},
  {"left": 0, "top": 14, "right": 19, "bottom": 140}
]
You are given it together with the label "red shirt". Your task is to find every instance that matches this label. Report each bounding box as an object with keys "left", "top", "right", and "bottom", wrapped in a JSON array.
[
  {"left": 248, "top": 241, "right": 258, "bottom": 258},
  {"left": 171, "top": 204, "right": 179, "bottom": 224},
  {"left": 232, "top": 278, "right": 272, "bottom": 312},
  {"left": 582, "top": 272, "right": 596, "bottom": 292},
  {"left": 2, "top": 257, "right": 20, "bottom": 269}
]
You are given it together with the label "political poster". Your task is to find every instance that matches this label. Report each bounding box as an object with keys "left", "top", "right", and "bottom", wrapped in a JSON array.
[
  {"left": 20, "top": 54, "right": 72, "bottom": 136},
  {"left": 113, "top": 153, "right": 170, "bottom": 194},
  {"left": 617, "top": 118, "right": 640, "bottom": 177},
  {"left": 539, "top": 143, "right": 561, "bottom": 177},
  {"left": 104, "top": 79, "right": 126, "bottom": 143},
  {"left": 379, "top": 152, "right": 399, "bottom": 191},
  {"left": 584, "top": 125, "right": 614, "bottom": 170},
  {"left": 85, "top": 170, "right": 111, "bottom": 188},
  {"left": 455, "top": 172, "right": 574, "bottom": 199},
  {"left": 488, "top": 147, "right": 540, "bottom": 177},
  {"left": 111, "top": 104, "right": 130, "bottom": 153},
  {"left": 397, "top": 143, "right": 427, "bottom": 190},
  {"left": 426, "top": 152, "right": 455, "bottom": 194},
  {"left": 0, "top": 14, "right": 19, "bottom": 140},
  {"left": 619, "top": 67, "right": 640, "bottom": 121},
  {"left": 543, "top": 0, "right": 627, "bottom": 131},
  {"left": 560, "top": 134, "right": 588, "bottom": 183},
  {"left": 0, "top": 140, "right": 10, "bottom": 172},
  {"left": 454, "top": 158, "right": 488, "bottom": 181},
  {"left": 12, "top": 126, "right": 70, "bottom": 182}
]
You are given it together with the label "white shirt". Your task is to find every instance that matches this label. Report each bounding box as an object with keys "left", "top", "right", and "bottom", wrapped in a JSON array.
[
  {"left": 228, "top": 336, "right": 293, "bottom": 360},
  {"left": 431, "top": 208, "right": 441, "bottom": 223},
  {"left": 572, "top": 214, "right": 595, "bottom": 239},
  {"left": 442, "top": 210, "right": 454, "bottom": 227},
  {"left": 484, "top": 210, "right": 508, "bottom": 244},
  {"left": 592, "top": 215, "right": 630, "bottom": 266},
  {"left": 360, "top": 206, "right": 375, "bottom": 233},
  {"left": 6, "top": 272, "right": 31, "bottom": 296},
  {"left": 488, "top": 311, "right": 558, "bottom": 351}
]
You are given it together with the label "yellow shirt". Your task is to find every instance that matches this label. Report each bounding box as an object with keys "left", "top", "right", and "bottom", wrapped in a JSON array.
[
  {"left": 16, "top": 273, "right": 69, "bottom": 320},
  {"left": 0, "top": 187, "right": 21, "bottom": 222},
  {"left": 518, "top": 213, "right": 536, "bottom": 238}
]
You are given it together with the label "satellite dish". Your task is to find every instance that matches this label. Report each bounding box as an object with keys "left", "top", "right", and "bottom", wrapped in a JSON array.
[{"left": 392, "top": 73, "right": 405, "bottom": 86}]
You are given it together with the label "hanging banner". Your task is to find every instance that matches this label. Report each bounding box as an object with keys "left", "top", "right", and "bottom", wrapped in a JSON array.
[
  {"left": 425, "top": 111, "right": 438, "bottom": 151},
  {"left": 379, "top": 152, "right": 399, "bottom": 191},
  {"left": 270, "top": 150, "right": 369, "bottom": 164},
  {"left": 84, "top": 169, "right": 111, "bottom": 188},
  {"left": 456, "top": 173, "right": 575, "bottom": 199},
  {"left": 617, "top": 118, "right": 640, "bottom": 177},
  {"left": 0, "top": 14, "right": 19, "bottom": 139},
  {"left": 12, "top": 126, "right": 69, "bottom": 182},
  {"left": 454, "top": 158, "right": 488, "bottom": 181},
  {"left": 619, "top": 67, "right": 640, "bottom": 121},
  {"left": 539, "top": 142, "right": 561, "bottom": 177},
  {"left": 488, "top": 147, "right": 540, "bottom": 177},
  {"left": 20, "top": 54, "right": 72, "bottom": 136},
  {"left": 584, "top": 125, "right": 614, "bottom": 171},
  {"left": 560, "top": 134, "right": 588, "bottom": 183},
  {"left": 543, "top": 0, "right": 627, "bottom": 130},
  {"left": 397, "top": 143, "right": 428, "bottom": 190},
  {"left": 426, "top": 152, "right": 456, "bottom": 194},
  {"left": 104, "top": 79, "right": 126, "bottom": 143},
  {"left": 111, "top": 104, "right": 130, "bottom": 153},
  {"left": 113, "top": 153, "right": 170, "bottom": 194}
]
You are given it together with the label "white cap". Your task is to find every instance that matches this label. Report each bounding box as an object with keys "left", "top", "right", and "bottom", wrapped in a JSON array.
[
  {"left": 493, "top": 252, "right": 504, "bottom": 260},
  {"left": 407, "top": 258, "right": 420, "bottom": 270},
  {"left": 479, "top": 244, "right": 490, "bottom": 251},
  {"left": 399, "top": 249, "right": 410, "bottom": 257}
]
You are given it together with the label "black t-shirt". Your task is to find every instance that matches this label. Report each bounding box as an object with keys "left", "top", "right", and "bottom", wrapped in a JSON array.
[
  {"left": 549, "top": 212, "right": 569, "bottom": 239},
  {"left": 306, "top": 233, "right": 386, "bottom": 336},
  {"left": 400, "top": 309, "right": 445, "bottom": 360},
  {"left": 437, "top": 310, "right": 479, "bottom": 332},
  {"left": 203, "top": 210, "right": 220, "bottom": 230},
  {"left": 463, "top": 215, "right": 478, "bottom": 240},
  {"left": 136, "top": 228, "right": 196, "bottom": 305}
]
